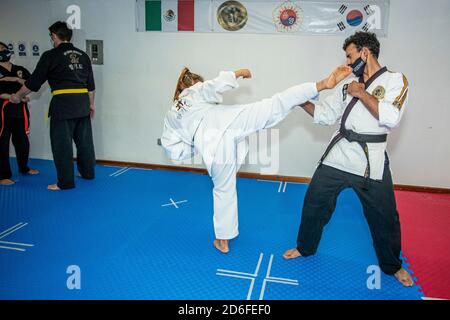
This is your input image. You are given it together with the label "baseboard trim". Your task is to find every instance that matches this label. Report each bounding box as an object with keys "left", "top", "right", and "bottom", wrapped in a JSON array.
[{"left": 96, "top": 159, "right": 450, "bottom": 194}]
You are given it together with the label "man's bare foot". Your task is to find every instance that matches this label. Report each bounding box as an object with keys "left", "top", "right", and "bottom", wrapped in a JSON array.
[
  {"left": 27, "top": 169, "right": 39, "bottom": 175},
  {"left": 213, "top": 239, "right": 230, "bottom": 254},
  {"left": 394, "top": 268, "right": 414, "bottom": 287},
  {"left": 47, "top": 184, "right": 60, "bottom": 191},
  {"left": 0, "top": 179, "right": 15, "bottom": 186},
  {"left": 283, "top": 248, "right": 302, "bottom": 260}
]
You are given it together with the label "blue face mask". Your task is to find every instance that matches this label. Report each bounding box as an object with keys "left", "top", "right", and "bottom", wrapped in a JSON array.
[
  {"left": 349, "top": 56, "right": 366, "bottom": 77},
  {"left": 0, "top": 49, "right": 12, "bottom": 62}
]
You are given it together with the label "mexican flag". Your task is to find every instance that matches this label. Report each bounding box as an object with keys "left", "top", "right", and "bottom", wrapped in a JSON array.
[{"left": 136, "top": 0, "right": 212, "bottom": 32}]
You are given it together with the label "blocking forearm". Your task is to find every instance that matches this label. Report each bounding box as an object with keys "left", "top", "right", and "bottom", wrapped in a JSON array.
[
  {"left": 359, "top": 92, "right": 380, "bottom": 120},
  {"left": 297, "top": 79, "right": 326, "bottom": 118},
  {"left": 88, "top": 91, "right": 95, "bottom": 106},
  {"left": 301, "top": 101, "right": 315, "bottom": 117}
]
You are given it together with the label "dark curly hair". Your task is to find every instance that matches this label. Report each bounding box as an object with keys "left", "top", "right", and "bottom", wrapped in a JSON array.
[{"left": 343, "top": 31, "right": 380, "bottom": 58}]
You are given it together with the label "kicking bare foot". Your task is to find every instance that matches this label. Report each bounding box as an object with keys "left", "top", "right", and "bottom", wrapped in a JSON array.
[
  {"left": 283, "top": 248, "right": 302, "bottom": 260},
  {"left": 325, "top": 66, "right": 353, "bottom": 89},
  {"left": 0, "top": 179, "right": 15, "bottom": 186},
  {"left": 27, "top": 169, "right": 39, "bottom": 175},
  {"left": 394, "top": 268, "right": 414, "bottom": 287},
  {"left": 47, "top": 184, "right": 60, "bottom": 191},
  {"left": 213, "top": 239, "right": 230, "bottom": 254}
]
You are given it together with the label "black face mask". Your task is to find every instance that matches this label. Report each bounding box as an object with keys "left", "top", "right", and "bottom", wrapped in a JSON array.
[
  {"left": 0, "top": 49, "right": 12, "bottom": 62},
  {"left": 349, "top": 56, "right": 366, "bottom": 77}
]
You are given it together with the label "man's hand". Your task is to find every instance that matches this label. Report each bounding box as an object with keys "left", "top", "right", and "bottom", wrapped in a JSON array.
[
  {"left": 9, "top": 94, "right": 21, "bottom": 104},
  {"left": 347, "top": 81, "right": 366, "bottom": 98},
  {"left": 90, "top": 105, "right": 95, "bottom": 119},
  {"left": 0, "top": 76, "right": 18, "bottom": 82},
  {"left": 234, "top": 69, "right": 252, "bottom": 79},
  {"left": 0, "top": 93, "right": 11, "bottom": 100}
]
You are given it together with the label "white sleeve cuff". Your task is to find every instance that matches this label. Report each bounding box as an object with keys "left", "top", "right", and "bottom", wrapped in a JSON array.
[
  {"left": 218, "top": 71, "right": 239, "bottom": 89},
  {"left": 378, "top": 102, "right": 401, "bottom": 128}
]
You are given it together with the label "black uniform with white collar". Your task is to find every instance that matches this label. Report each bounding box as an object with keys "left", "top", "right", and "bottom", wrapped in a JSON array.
[
  {"left": 0, "top": 64, "right": 32, "bottom": 180},
  {"left": 25, "top": 42, "right": 96, "bottom": 189}
]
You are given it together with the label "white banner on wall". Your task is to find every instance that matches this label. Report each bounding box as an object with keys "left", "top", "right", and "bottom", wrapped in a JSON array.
[{"left": 136, "top": 0, "right": 390, "bottom": 37}]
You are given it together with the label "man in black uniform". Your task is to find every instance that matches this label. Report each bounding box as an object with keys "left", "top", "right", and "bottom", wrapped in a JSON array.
[
  {"left": 11, "top": 21, "right": 96, "bottom": 190},
  {"left": 0, "top": 41, "right": 39, "bottom": 186}
]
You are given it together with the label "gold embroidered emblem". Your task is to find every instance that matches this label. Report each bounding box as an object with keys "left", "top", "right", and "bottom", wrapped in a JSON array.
[
  {"left": 372, "top": 86, "right": 385, "bottom": 100},
  {"left": 69, "top": 53, "right": 80, "bottom": 64},
  {"left": 217, "top": 1, "right": 248, "bottom": 31}
]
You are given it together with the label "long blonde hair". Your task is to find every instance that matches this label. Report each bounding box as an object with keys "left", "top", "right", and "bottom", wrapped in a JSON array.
[{"left": 173, "top": 67, "right": 204, "bottom": 101}]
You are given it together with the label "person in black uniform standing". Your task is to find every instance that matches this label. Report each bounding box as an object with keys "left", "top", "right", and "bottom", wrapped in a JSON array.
[
  {"left": 11, "top": 21, "right": 96, "bottom": 190},
  {"left": 0, "top": 41, "right": 39, "bottom": 186}
]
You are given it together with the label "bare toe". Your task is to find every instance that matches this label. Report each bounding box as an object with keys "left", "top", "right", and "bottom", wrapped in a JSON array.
[
  {"left": 47, "top": 184, "right": 60, "bottom": 191},
  {"left": 283, "top": 248, "right": 302, "bottom": 260},
  {"left": 395, "top": 268, "right": 414, "bottom": 287},
  {"left": 213, "top": 240, "right": 229, "bottom": 254},
  {"left": 0, "top": 179, "right": 15, "bottom": 186}
]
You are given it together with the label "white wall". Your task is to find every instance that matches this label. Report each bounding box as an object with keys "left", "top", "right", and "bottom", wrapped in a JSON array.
[{"left": 1, "top": 0, "right": 449, "bottom": 188}]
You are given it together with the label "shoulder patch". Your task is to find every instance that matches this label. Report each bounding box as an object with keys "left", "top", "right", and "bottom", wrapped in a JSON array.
[
  {"left": 393, "top": 74, "right": 409, "bottom": 110},
  {"left": 372, "top": 85, "right": 386, "bottom": 100}
]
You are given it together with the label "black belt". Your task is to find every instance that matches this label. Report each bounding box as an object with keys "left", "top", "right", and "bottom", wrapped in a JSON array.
[
  {"left": 319, "top": 129, "right": 387, "bottom": 188},
  {"left": 318, "top": 67, "right": 389, "bottom": 189}
]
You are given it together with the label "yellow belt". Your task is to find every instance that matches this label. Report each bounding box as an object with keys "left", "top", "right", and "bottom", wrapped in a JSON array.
[{"left": 52, "top": 88, "right": 88, "bottom": 96}]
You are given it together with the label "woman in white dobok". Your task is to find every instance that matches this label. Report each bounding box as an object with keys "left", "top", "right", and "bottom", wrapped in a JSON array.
[{"left": 161, "top": 66, "right": 352, "bottom": 254}]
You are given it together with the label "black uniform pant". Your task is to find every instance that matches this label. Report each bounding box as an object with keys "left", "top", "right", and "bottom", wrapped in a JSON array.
[
  {"left": 0, "top": 117, "right": 30, "bottom": 180},
  {"left": 296, "top": 156, "right": 402, "bottom": 275},
  {"left": 50, "top": 116, "right": 95, "bottom": 189}
]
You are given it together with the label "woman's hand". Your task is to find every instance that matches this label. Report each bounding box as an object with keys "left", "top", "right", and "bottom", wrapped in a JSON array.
[{"left": 234, "top": 69, "right": 252, "bottom": 79}]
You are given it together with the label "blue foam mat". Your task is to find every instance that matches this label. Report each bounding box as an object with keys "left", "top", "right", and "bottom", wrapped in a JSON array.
[{"left": 0, "top": 159, "right": 423, "bottom": 300}]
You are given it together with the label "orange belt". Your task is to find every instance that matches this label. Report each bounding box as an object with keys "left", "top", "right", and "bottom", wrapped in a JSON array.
[
  {"left": 0, "top": 100, "right": 29, "bottom": 137},
  {"left": 0, "top": 100, "right": 7, "bottom": 137}
]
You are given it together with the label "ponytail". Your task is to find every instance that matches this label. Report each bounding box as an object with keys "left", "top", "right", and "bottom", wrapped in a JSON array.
[{"left": 173, "top": 67, "right": 204, "bottom": 101}]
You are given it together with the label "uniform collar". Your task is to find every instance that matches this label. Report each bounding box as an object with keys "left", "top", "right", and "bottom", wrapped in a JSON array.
[
  {"left": 0, "top": 63, "right": 14, "bottom": 74},
  {"left": 179, "top": 82, "right": 202, "bottom": 99},
  {"left": 57, "top": 42, "right": 74, "bottom": 49},
  {"left": 360, "top": 66, "right": 388, "bottom": 88}
]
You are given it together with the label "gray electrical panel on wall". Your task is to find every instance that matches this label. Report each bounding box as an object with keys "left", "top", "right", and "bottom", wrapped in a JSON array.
[{"left": 86, "top": 40, "right": 103, "bottom": 65}]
